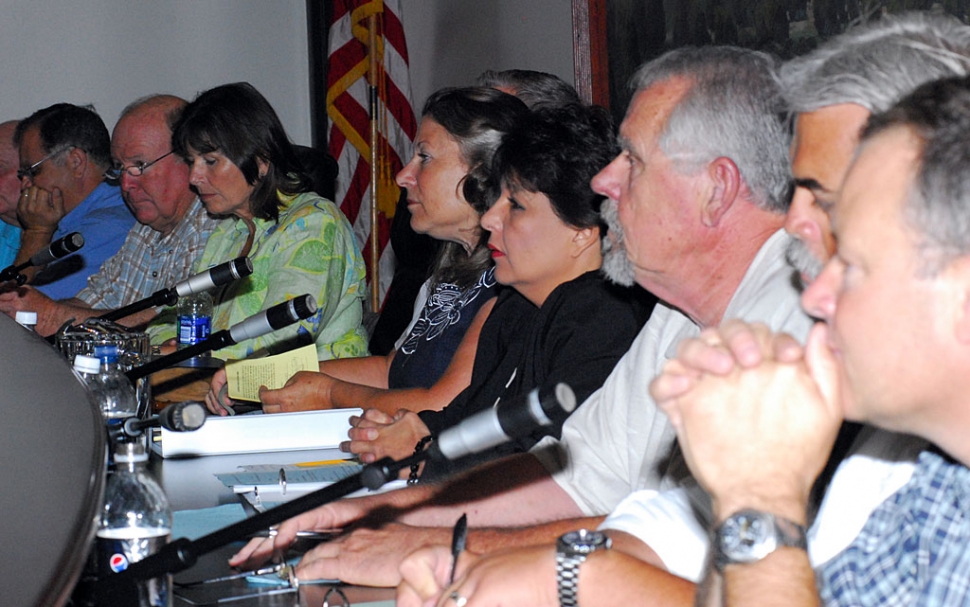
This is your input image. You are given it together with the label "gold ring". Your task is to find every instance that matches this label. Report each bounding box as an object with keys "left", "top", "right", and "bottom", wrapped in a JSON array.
[{"left": 450, "top": 591, "right": 468, "bottom": 607}]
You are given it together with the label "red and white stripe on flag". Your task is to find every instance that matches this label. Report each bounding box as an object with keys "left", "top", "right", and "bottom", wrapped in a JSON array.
[{"left": 327, "top": 0, "right": 416, "bottom": 306}]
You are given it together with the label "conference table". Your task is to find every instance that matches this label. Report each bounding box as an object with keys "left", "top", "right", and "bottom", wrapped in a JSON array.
[{"left": 151, "top": 445, "right": 396, "bottom": 607}]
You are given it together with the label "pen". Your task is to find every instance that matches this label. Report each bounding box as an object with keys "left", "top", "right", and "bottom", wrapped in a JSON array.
[{"left": 449, "top": 513, "right": 468, "bottom": 585}]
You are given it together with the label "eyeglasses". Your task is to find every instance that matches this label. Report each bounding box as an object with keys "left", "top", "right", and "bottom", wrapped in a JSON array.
[
  {"left": 17, "top": 146, "right": 72, "bottom": 181},
  {"left": 104, "top": 150, "right": 174, "bottom": 181}
]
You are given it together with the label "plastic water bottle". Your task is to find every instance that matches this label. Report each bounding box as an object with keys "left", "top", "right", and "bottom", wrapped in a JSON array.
[
  {"left": 93, "top": 344, "right": 139, "bottom": 425},
  {"left": 96, "top": 441, "right": 172, "bottom": 606},
  {"left": 15, "top": 310, "right": 37, "bottom": 331},
  {"left": 176, "top": 292, "right": 212, "bottom": 354},
  {"left": 73, "top": 354, "right": 105, "bottom": 398}
]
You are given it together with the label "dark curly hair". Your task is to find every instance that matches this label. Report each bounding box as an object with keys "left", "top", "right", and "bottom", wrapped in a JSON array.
[
  {"left": 490, "top": 103, "right": 617, "bottom": 232},
  {"left": 420, "top": 87, "right": 528, "bottom": 289},
  {"left": 172, "top": 82, "right": 312, "bottom": 222}
]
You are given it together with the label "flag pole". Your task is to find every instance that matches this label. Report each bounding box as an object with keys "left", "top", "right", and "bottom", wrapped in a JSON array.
[{"left": 366, "top": 11, "right": 381, "bottom": 313}]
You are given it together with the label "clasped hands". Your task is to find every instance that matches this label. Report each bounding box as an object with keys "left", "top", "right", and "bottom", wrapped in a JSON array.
[{"left": 650, "top": 319, "right": 844, "bottom": 519}]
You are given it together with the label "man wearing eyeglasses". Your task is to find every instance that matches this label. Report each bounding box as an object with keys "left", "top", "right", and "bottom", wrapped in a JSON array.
[
  {"left": 0, "top": 96, "right": 220, "bottom": 334},
  {"left": 9, "top": 103, "right": 134, "bottom": 301}
]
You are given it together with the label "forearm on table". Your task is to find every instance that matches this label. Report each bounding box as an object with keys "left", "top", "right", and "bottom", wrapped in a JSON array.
[
  {"left": 466, "top": 516, "right": 606, "bottom": 553},
  {"left": 319, "top": 354, "right": 392, "bottom": 388},
  {"left": 400, "top": 454, "right": 583, "bottom": 528},
  {"left": 580, "top": 550, "right": 696, "bottom": 607}
]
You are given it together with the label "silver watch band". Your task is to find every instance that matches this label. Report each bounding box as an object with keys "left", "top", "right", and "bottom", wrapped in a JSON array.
[{"left": 556, "top": 552, "right": 585, "bottom": 607}]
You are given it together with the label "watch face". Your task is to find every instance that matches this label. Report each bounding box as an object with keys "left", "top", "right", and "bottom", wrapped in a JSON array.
[
  {"left": 559, "top": 529, "right": 611, "bottom": 555},
  {"left": 719, "top": 511, "right": 778, "bottom": 563}
]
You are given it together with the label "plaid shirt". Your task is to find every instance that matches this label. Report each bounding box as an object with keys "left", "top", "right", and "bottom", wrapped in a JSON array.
[
  {"left": 819, "top": 450, "right": 970, "bottom": 606},
  {"left": 77, "top": 197, "right": 220, "bottom": 309}
]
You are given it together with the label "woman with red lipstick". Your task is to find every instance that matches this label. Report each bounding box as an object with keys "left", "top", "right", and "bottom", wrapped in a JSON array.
[
  {"left": 206, "top": 88, "right": 528, "bottom": 416},
  {"left": 346, "top": 104, "right": 654, "bottom": 480},
  {"left": 148, "top": 82, "right": 369, "bottom": 362}
]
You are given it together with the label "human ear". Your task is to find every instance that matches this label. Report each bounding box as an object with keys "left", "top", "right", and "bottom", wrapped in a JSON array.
[
  {"left": 571, "top": 226, "right": 599, "bottom": 258},
  {"left": 701, "top": 157, "right": 740, "bottom": 227}
]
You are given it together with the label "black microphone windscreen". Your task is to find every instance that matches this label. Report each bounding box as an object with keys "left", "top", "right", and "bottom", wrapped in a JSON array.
[
  {"left": 29, "top": 232, "right": 84, "bottom": 266},
  {"left": 159, "top": 402, "right": 206, "bottom": 432}
]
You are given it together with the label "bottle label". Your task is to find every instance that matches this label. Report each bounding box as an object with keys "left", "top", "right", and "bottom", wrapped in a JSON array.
[
  {"left": 96, "top": 528, "right": 171, "bottom": 607},
  {"left": 178, "top": 315, "right": 211, "bottom": 347}
]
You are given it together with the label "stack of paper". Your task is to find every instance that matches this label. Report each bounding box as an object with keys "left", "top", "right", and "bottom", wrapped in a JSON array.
[{"left": 154, "top": 408, "right": 362, "bottom": 457}]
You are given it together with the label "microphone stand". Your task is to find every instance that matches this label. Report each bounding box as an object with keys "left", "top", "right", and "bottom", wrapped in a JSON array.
[
  {"left": 125, "top": 330, "right": 238, "bottom": 382},
  {"left": 94, "top": 452, "right": 426, "bottom": 604},
  {"left": 97, "top": 288, "right": 179, "bottom": 322}
]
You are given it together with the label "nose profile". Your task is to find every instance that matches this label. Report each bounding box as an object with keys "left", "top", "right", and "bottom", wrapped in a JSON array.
[
  {"left": 480, "top": 201, "right": 502, "bottom": 232},
  {"left": 591, "top": 155, "right": 623, "bottom": 201},
  {"left": 800, "top": 258, "right": 840, "bottom": 321},
  {"left": 396, "top": 161, "right": 416, "bottom": 188}
]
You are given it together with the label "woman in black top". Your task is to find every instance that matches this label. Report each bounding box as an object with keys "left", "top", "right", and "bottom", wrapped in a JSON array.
[{"left": 347, "top": 104, "right": 654, "bottom": 479}]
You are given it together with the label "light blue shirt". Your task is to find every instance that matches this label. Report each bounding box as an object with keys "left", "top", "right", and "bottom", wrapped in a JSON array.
[
  {"left": 0, "top": 221, "right": 21, "bottom": 269},
  {"left": 33, "top": 182, "right": 135, "bottom": 300}
]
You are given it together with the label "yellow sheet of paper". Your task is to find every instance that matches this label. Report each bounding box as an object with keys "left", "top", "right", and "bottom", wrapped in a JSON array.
[{"left": 225, "top": 344, "right": 318, "bottom": 402}]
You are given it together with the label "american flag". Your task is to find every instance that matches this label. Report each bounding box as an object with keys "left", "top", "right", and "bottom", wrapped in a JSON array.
[{"left": 327, "top": 0, "right": 417, "bottom": 308}]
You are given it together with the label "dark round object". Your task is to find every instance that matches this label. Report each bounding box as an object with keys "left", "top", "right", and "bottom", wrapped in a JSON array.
[{"left": 0, "top": 315, "right": 105, "bottom": 606}]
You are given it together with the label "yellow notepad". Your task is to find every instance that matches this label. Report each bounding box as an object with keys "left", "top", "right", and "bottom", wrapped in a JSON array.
[{"left": 225, "top": 343, "right": 318, "bottom": 402}]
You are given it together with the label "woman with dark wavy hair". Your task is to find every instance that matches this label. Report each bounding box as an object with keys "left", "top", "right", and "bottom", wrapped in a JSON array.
[
  {"left": 150, "top": 82, "right": 368, "bottom": 361},
  {"left": 344, "top": 103, "right": 654, "bottom": 480},
  {"left": 206, "top": 87, "right": 528, "bottom": 415}
]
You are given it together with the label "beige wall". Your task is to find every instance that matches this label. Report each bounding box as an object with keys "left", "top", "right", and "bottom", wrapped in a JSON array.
[
  {"left": 401, "top": 0, "right": 575, "bottom": 109},
  {"left": 0, "top": 0, "right": 311, "bottom": 143}
]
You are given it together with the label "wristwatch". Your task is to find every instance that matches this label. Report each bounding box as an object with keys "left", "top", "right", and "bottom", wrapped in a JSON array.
[
  {"left": 556, "top": 529, "right": 611, "bottom": 607},
  {"left": 714, "top": 509, "right": 807, "bottom": 571}
]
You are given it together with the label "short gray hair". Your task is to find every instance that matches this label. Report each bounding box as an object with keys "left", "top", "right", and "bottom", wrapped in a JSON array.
[
  {"left": 476, "top": 69, "right": 580, "bottom": 108},
  {"left": 864, "top": 75, "right": 970, "bottom": 273},
  {"left": 631, "top": 46, "right": 792, "bottom": 213},
  {"left": 780, "top": 12, "right": 970, "bottom": 115}
]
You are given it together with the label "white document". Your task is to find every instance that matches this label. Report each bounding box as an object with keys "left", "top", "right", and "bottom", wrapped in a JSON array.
[{"left": 155, "top": 408, "right": 362, "bottom": 458}]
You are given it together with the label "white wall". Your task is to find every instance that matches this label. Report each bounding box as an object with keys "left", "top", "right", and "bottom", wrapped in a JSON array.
[
  {"left": 0, "top": 0, "right": 312, "bottom": 143},
  {"left": 0, "top": 1, "right": 576, "bottom": 146},
  {"left": 401, "top": 0, "right": 575, "bottom": 109}
]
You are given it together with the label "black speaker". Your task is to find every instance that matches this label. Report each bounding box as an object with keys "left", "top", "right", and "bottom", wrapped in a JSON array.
[{"left": 0, "top": 314, "right": 105, "bottom": 606}]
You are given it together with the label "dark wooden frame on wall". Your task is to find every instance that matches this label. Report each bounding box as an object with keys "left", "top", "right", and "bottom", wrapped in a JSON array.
[{"left": 572, "top": 0, "right": 610, "bottom": 108}]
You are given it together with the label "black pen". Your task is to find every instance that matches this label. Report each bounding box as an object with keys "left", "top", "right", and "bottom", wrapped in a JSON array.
[{"left": 449, "top": 513, "right": 468, "bottom": 585}]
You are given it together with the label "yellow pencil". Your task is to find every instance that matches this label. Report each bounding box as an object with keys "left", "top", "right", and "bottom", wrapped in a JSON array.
[{"left": 293, "top": 459, "right": 355, "bottom": 467}]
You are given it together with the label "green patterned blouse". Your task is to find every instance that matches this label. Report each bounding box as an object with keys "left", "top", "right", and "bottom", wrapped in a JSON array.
[{"left": 149, "top": 191, "right": 369, "bottom": 361}]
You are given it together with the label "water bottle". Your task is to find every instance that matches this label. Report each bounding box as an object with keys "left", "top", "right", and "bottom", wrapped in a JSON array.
[
  {"left": 73, "top": 354, "right": 104, "bottom": 397},
  {"left": 176, "top": 292, "right": 212, "bottom": 354},
  {"left": 96, "top": 441, "right": 172, "bottom": 606},
  {"left": 93, "top": 344, "right": 139, "bottom": 425},
  {"left": 15, "top": 310, "right": 37, "bottom": 331}
]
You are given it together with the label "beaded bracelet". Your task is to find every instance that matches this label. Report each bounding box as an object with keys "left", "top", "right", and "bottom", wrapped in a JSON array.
[{"left": 408, "top": 435, "right": 434, "bottom": 485}]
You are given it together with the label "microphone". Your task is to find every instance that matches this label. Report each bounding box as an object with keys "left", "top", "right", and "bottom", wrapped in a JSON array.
[
  {"left": 109, "top": 401, "right": 206, "bottom": 442},
  {"left": 0, "top": 232, "right": 85, "bottom": 283},
  {"left": 125, "top": 295, "right": 317, "bottom": 381},
  {"left": 432, "top": 383, "right": 577, "bottom": 461},
  {"left": 228, "top": 294, "right": 317, "bottom": 343},
  {"left": 98, "top": 257, "right": 253, "bottom": 322},
  {"left": 174, "top": 257, "right": 253, "bottom": 297},
  {"left": 29, "top": 232, "right": 85, "bottom": 266}
]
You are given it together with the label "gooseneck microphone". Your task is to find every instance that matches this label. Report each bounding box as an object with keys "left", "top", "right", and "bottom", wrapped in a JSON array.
[
  {"left": 98, "top": 257, "right": 253, "bottom": 322},
  {"left": 431, "top": 383, "right": 577, "bottom": 461},
  {"left": 125, "top": 294, "right": 317, "bottom": 381},
  {"left": 0, "top": 232, "right": 84, "bottom": 283},
  {"left": 109, "top": 401, "right": 206, "bottom": 442},
  {"left": 173, "top": 257, "right": 253, "bottom": 298}
]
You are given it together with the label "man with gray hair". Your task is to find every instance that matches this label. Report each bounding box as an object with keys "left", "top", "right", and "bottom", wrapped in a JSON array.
[
  {"left": 656, "top": 70, "right": 970, "bottom": 607},
  {"left": 0, "top": 95, "right": 220, "bottom": 334},
  {"left": 394, "top": 13, "right": 970, "bottom": 607},
  {"left": 229, "top": 46, "right": 811, "bottom": 595}
]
